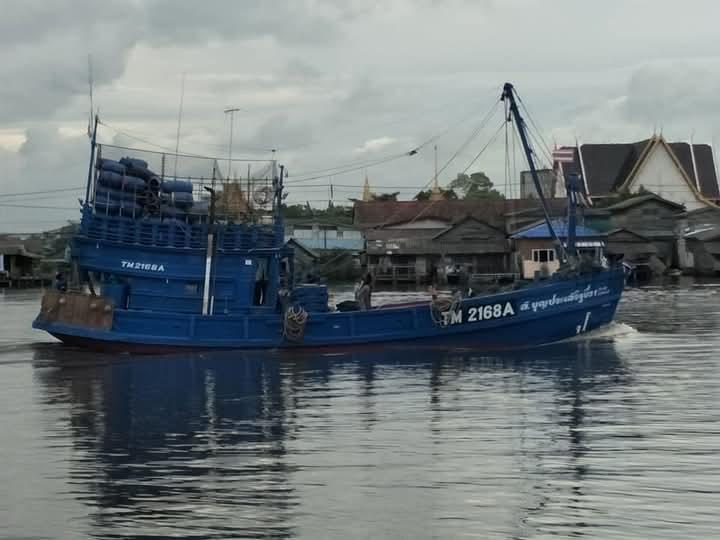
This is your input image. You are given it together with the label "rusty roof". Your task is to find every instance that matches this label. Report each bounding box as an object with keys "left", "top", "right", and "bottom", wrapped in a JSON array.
[{"left": 353, "top": 198, "right": 569, "bottom": 229}]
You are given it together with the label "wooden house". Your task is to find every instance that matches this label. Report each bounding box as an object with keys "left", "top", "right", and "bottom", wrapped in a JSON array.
[
  {"left": 353, "top": 199, "right": 568, "bottom": 232},
  {"left": 602, "top": 194, "right": 685, "bottom": 272},
  {"left": 683, "top": 228, "right": 720, "bottom": 276},
  {"left": 284, "top": 219, "right": 363, "bottom": 251},
  {"left": 0, "top": 242, "right": 44, "bottom": 287},
  {"left": 510, "top": 220, "right": 606, "bottom": 279},
  {"left": 282, "top": 238, "right": 319, "bottom": 283},
  {"left": 364, "top": 215, "right": 510, "bottom": 284},
  {"left": 355, "top": 200, "right": 509, "bottom": 283}
]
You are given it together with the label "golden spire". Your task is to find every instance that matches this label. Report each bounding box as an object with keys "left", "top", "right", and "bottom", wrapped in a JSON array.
[{"left": 362, "top": 172, "right": 372, "bottom": 202}]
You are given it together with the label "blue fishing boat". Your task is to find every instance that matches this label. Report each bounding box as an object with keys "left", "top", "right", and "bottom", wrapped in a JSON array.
[{"left": 33, "top": 83, "right": 626, "bottom": 353}]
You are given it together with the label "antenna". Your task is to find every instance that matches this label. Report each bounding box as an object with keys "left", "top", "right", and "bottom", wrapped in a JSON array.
[
  {"left": 87, "top": 54, "right": 94, "bottom": 138},
  {"left": 173, "top": 72, "right": 186, "bottom": 179},
  {"left": 173, "top": 71, "right": 185, "bottom": 178}
]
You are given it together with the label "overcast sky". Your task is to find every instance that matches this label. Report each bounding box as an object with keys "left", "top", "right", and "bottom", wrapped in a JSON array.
[{"left": 1, "top": 0, "right": 720, "bottom": 231}]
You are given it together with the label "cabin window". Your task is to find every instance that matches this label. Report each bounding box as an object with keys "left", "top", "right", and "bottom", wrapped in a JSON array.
[
  {"left": 532, "top": 249, "right": 555, "bottom": 263},
  {"left": 336, "top": 230, "right": 344, "bottom": 239}
]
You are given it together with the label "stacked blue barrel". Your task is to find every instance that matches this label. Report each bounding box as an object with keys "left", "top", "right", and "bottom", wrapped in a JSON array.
[
  {"left": 95, "top": 157, "right": 146, "bottom": 217},
  {"left": 95, "top": 157, "right": 200, "bottom": 220}
]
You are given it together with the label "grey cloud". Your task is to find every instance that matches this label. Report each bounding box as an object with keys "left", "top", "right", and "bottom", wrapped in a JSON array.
[
  {"left": 143, "top": 0, "right": 340, "bottom": 46},
  {"left": 623, "top": 61, "right": 720, "bottom": 126},
  {"left": 282, "top": 58, "right": 323, "bottom": 81},
  {"left": 0, "top": 2, "right": 142, "bottom": 123},
  {"left": 0, "top": 0, "right": 137, "bottom": 46},
  {"left": 249, "top": 114, "right": 314, "bottom": 152},
  {"left": 0, "top": 0, "right": 352, "bottom": 124},
  {"left": 0, "top": 127, "right": 87, "bottom": 231}
]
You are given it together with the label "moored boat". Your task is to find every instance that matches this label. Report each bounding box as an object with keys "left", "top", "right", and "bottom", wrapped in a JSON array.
[{"left": 32, "top": 83, "right": 626, "bottom": 353}]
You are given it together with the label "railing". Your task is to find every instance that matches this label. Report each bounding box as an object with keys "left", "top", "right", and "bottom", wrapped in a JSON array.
[
  {"left": 371, "top": 264, "right": 422, "bottom": 283},
  {"left": 285, "top": 236, "right": 364, "bottom": 251},
  {"left": 469, "top": 272, "right": 519, "bottom": 281},
  {"left": 80, "top": 208, "right": 279, "bottom": 251},
  {"left": 366, "top": 237, "right": 509, "bottom": 255}
]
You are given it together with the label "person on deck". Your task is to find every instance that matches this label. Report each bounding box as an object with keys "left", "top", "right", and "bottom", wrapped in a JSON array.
[
  {"left": 355, "top": 273, "right": 373, "bottom": 311},
  {"left": 54, "top": 272, "right": 67, "bottom": 292}
]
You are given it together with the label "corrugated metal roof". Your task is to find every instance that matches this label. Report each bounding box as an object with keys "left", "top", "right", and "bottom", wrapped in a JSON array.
[
  {"left": 353, "top": 199, "right": 569, "bottom": 229},
  {"left": 604, "top": 193, "right": 685, "bottom": 212},
  {"left": 511, "top": 219, "right": 605, "bottom": 239},
  {"left": 0, "top": 243, "right": 44, "bottom": 258}
]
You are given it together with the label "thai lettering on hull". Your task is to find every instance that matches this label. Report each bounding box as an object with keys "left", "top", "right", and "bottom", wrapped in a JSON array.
[
  {"left": 519, "top": 284, "right": 610, "bottom": 313},
  {"left": 120, "top": 260, "right": 166, "bottom": 272}
]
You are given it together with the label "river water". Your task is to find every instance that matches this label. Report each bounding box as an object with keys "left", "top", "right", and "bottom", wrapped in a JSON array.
[{"left": 0, "top": 285, "right": 718, "bottom": 539}]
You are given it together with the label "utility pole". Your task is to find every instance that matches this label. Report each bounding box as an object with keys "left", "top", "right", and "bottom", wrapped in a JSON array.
[{"left": 224, "top": 107, "right": 242, "bottom": 180}]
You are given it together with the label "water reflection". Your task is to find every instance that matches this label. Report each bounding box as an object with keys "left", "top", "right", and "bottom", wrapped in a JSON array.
[{"left": 32, "top": 339, "right": 632, "bottom": 539}]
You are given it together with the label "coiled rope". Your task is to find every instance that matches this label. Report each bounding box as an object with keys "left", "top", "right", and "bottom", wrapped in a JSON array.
[
  {"left": 430, "top": 291, "right": 462, "bottom": 327},
  {"left": 283, "top": 305, "right": 309, "bottom": 341}
]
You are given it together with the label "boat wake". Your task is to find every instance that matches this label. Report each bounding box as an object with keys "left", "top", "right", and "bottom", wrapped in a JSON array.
[{"left": 564, "top": 322, "right": 638, "bottom": 342}]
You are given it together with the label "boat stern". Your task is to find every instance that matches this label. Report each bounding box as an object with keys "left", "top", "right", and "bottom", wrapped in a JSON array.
[{"left": 33, "top": 290, "right": 115, "bottom": 336}]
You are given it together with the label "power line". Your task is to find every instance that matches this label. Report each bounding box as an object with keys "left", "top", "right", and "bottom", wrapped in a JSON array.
[
  {"left": 0, "top": 186, "right": 84, "bottom": 199},
  {"left": 0, "top": 203, "right": 78, "bottom": 210},
  {"left": 289, "top": 152, "right": 411, "bottom": 178},
  {"left": 285, "top": 152, "right": 417, "bottom": 184}
]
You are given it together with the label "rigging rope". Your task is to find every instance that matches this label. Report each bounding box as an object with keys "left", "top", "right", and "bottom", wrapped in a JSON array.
[
  {"left": 376, "top": 99, "right": 503, "bottom": 228},
  {"left": 512, "top": 120, "right": 518, "bottom": 199},
  {"left": 0, "top": 203, "right": 78, "bottom": 210},
  {"left": 429, "top": 291, "right": 462, "bottom": 327},
  {"left": 0, "top": 186, "right": 85, "bottom": 199},
  {"left": 289, "top": 91, "right": 503, "bottom": 181},
  {"left": 515, "top": 92, "right": 554, "bottom": 161},
  {"left": 284, "top": 152, "right": 413, "bottom": 184},
  {"left": 459, "top": 120, "right": 506, "bottom": 175},
  {"left": 283, "top": 305, "right": 309, "bottom": 341},
  {"left": 504, "top": 117, "right": 510, "bottom": 200},
  {"left": 288, "top": 152, "right": 413, "bottom": 179}
]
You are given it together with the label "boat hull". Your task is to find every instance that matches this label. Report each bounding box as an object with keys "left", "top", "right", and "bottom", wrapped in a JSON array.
[{"left": 33, "top": 269, "right": 625, "bottom": 354}]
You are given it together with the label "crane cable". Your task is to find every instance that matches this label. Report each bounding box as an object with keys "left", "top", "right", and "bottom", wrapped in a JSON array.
[
  {"left": 376, "top": 99, "right": 503, "bottom": 229},
  {"left": 404, "top": 117, "right": 506, "bottom": 227}
]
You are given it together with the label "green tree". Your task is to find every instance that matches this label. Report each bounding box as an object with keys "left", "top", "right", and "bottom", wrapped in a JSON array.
[
  {"left": 371, "top": 192, "right": 400, "bottom": 202},
  {"left": 281, "top": 203, "right": 353, "bottom": 224},
  {"left": 413, "top": 188, "right": 459, "bottom": 201},
  {"left": 448, "top": 172, "right": 504, "bottom": 200}
]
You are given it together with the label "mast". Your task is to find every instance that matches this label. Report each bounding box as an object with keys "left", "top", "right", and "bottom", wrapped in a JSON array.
[
  {"left": 566, "top": 174, "right": 578, "bottom": 257},
  {"left": 275, "top": 164, "right": 285, "bottom": 231},
  {"left": 501, "top": 83, "right": 567, "bottom": 261},
  {"left": 84, "top": 114, "right": 99, "bottom": 205}
]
